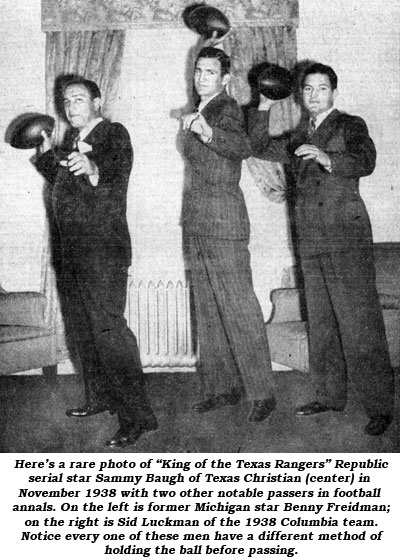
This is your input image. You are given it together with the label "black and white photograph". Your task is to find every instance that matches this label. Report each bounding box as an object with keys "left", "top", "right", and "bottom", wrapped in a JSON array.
[
  {"left": 1, "top": 0, "right": 398, "bottom": 454},
  {"left": 0, "top": 1, "right": 399, "bottom": 556}
]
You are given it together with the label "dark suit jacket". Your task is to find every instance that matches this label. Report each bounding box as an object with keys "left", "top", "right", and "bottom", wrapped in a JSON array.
[
  {"left": 36, "top": 119, "right": 133, "bottom": 265},
  {"left": 249, "top": 108, "right": 376, "bottom": 256},
  {"left": 182, "top": 91, "right": 252, "bottom": 240}
]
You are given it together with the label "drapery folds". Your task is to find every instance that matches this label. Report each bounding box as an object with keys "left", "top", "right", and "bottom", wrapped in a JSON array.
[{"left": 224, "top": 26, "right": 299, "bottom": 203}]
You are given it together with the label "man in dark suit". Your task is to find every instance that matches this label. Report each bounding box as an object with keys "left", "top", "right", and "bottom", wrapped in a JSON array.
[
  {"left": 35, "top": 76, "right": 157, "bottom": 448},
  {"left": 182, "top": 47, "right": 276, "bottom": 423},
  {"left": 249, "top": 62, "right": 394, "bottom": 436}
]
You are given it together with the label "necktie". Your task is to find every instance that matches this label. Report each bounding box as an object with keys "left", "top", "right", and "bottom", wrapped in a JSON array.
[
  {"left": 72, "top": 134, "right": 80, "bottom": 150},
  {"left": 307, "top": 118, "right": 316, "bottom": 139}
]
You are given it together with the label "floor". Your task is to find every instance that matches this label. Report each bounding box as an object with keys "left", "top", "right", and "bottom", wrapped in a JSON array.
[{"left": 1, "top": 368, "right": 398, "bottom": 454}]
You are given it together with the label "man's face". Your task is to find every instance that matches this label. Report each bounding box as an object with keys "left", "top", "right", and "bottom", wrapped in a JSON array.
[
  {"left": 194, "top": 57, "right": 229, "bottom": 101},
  {"left": 302, "top": 73, "right": 336, "bottom": 117},
  {"left": 63, "top": 84, "right": 100, "bottom": 130}
]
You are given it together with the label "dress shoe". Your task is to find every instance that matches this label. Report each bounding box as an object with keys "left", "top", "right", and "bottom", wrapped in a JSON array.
[
  {"left": 364, "top": 415, "right": 392, "bottom": 436},
  {"left": 66, "top": 404, "right": 109, "bottom": 418},
  {"left": 295, "top": 401, "right": 344, "bottom": 416},
  {"left": 106, "top": 418, "right": 158, "bottom": 448},
  {"left": 192, "top": 392, "right": 241, "bottom": 413},
  {"left": 248, "top": 397, "right": 276, "bottom": 423}
]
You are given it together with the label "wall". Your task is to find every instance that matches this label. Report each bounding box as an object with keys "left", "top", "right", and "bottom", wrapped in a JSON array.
[
  {"left": 0, "top": 0, "right": 45, "bottom": 291},
  {"left": 0, "top": 0, "right": 399, "bottom": 310}
]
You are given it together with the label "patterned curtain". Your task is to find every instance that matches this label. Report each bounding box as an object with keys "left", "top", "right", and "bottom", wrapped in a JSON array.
[
  {"left": 41, "top": 0, "right": 299, "bottom": 30},
  {"left": 224, "top": 26, "right": 300, "bottom": 203},
  {"left": 43, "top": 30, "right": 125, "bottom": 361}
]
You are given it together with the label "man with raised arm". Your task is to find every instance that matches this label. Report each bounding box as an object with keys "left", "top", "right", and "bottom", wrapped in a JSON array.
[
  {"left": 182, "top": 48, "right": 276, "bottom": 424},
  {"left": 35, "top": 76, "right": 157, "bottom": 448},
  {"left": 248, "top": 62, "right": 394, "bottom": 436}
]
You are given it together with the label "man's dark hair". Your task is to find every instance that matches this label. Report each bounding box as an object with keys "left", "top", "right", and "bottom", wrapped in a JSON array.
[
  {"left": 62, "top": 76, "right": 101, "bottom": 99},
  {"left": 196, "top": 47, "right": 231, "bottom": 76},
  {"left": 301, "top": 63, "right": 338, "bottom": 90}
]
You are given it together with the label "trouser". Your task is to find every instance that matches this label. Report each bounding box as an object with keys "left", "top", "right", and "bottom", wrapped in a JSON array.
[
  {"left": 301, "top": 249, "right": 394, "bottom": 417},
  {"left": 188, "top": 235, "right": 275, "bottom": 401},
  {"left": 61, "top": 252, "right": 155, "bottom": 428}
]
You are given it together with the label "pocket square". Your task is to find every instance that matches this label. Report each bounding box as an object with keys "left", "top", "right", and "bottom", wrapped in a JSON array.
[{"left": 77, "top": 140, "right": 92, "bottom": 154}]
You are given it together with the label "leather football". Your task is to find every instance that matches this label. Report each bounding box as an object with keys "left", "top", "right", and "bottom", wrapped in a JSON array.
[
  {"left": 185, "top": 5, "right": 230, "bottom": 39},
  {"left": 257, "top": 66, "right": 294, "bottom": 100},
  {"left": 9, "top": 113, "right": 55, "bottom": 149}
]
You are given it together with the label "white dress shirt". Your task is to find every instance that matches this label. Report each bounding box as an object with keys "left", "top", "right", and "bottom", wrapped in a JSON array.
[{"left": 75, "top": 117, "right": 103, "bottom": 186}]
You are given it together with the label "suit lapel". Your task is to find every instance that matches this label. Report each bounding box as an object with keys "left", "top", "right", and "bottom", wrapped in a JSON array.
[
  {"left": 200, "top": 91, "right": 228, "bottom": 125},
  {"left": 81, "top": 119, "right": 109, "bottom": 146},
  {"left": 311, "top": 109, "right": 340, "bottom": 148}
]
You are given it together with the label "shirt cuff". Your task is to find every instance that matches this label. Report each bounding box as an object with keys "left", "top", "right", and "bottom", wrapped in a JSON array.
[
  {"left": 323, "top": 157, "right": 332, "bottom": 173},
  {"left": 88, "top": 171, "right": 99, "bottom": 186},
  {"left": 88, "top": 162, "right": 99, "bottom": 186},
  {"left": 202, "top": 130, "right": 213, "bottom": 144}
]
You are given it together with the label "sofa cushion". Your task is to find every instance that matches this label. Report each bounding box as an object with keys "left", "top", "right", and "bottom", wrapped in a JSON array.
[
  {"left": 0, "top": 325, "right": 50, "bottom": 343},
  {"left": 0, "top": 292, "right": 46, "bottom": 327}
]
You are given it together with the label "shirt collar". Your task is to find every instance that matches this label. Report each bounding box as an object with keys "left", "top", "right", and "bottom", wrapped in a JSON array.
[
  {"left": 76, "top": 117, "right": 103, "bottom": 141},
  {"left": 313, "top": 106, "right": 335, "bottom": 129}
]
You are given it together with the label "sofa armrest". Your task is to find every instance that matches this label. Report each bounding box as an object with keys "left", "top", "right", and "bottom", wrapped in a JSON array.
[{"left": 0, "top": 292, "right": 47, "bottom": 328}]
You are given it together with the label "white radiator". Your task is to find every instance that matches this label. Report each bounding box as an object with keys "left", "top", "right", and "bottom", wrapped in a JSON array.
[{"left": 127, "top": 280, "right": 197, "bottom": 372}]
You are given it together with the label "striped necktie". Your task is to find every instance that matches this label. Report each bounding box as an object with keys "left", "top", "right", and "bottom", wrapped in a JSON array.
[{"left": 307, "top": 118, "right": 316, "bottom": 139}]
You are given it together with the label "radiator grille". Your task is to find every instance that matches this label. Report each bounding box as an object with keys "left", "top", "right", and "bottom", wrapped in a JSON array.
[{"left": 127, "top": 280, "right": 197, "bottom": 372}]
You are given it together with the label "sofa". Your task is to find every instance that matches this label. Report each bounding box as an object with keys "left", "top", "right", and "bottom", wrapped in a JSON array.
[
  {"left": 0, "top": 238, "right": 58, "bottom": 379},
  {"left": 266, "top": 243, "right": 400, "bottom": 371},
  {"left": 0, "top": 289, "right": 57, "bottom": 377}
]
